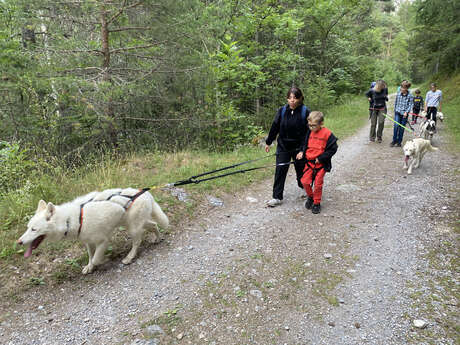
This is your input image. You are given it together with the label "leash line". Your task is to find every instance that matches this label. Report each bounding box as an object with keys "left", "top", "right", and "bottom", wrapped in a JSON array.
[{"left": 382, "top": 113, "right": 418, "bottom": 137}]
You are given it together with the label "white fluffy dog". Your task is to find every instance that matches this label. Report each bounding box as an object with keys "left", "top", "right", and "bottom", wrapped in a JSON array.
[
  {"left": 17, "top": 188, "right": 169, "bottom": 274},
  {"left": 403, "top": 138, "right": 439, "bottom": 174},
  {"left": 420, "top": 119, "right": 436, "bottom": 140}
]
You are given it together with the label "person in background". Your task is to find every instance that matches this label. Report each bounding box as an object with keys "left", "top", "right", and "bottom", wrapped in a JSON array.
[
  {"left": 365, "top": 80, "right": 388, "bottom": 143},
  {"left": 424, "top": 83, "right": 442, "bottom": 123},
  {"left": 296, "top": 111, "right": 338, "bottom": 214},
  {"left": 265, "top": 87, "right": 310, "bottom": 207},
  {"left": 368, "top": 81, "right": 376, "bottom": 118},
  {"left": 411, "top": 89, "right": 424, "bottom": 125},
  {"left": 390, "top": 81, "right": 414, "bottom": 147}
]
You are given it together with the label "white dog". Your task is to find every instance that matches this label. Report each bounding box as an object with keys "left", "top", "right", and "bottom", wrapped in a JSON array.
[
  {"left": 403, "top": 138, "right": 438, "bottom": 174},
  {"left": 420, "top": 119, "right": 436, "bottom": 140},
  {"left": 17, "top": 188, "right": 169, "bottom": 274}
]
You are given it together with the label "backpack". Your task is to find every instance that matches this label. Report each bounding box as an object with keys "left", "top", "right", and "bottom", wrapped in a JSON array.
[{"left": 281, "top": 104, "right": 308, "bottom": 123}]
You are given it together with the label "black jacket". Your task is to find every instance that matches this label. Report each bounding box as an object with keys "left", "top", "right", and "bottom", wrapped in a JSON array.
[
  {"left": 266, "top": 104, "right": 311, "bottom": 151},
  {"left": 301, "top": 128, "right": 338, "bottom": 172},
  {"left": 366, "top": 88, "right": 388, "bottom": 109}
]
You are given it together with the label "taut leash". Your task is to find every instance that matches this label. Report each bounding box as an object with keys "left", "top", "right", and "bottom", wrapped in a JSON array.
[{"left": 382, "top": 113, "right": 418, "bottom": 137}]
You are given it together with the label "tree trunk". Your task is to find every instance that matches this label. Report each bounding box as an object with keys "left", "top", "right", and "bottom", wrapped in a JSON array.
[{"left": 100, "top": 5, "right": 117, "bottom": 147}]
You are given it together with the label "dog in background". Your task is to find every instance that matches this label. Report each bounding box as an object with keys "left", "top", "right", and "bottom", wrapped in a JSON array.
[
  {"left": 17, "top": 188, "right": 169, "bottom": 274},
  {"left": 403, "top": 138, "right": 438, "bottom": 174},
  {"left": 420, "top": 119, "right": 436, "bottom": 141}
]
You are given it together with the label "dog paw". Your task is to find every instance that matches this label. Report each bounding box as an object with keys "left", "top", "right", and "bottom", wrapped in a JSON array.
[{"left": 82, "top": 264, "right": 94, "bottom": 274}]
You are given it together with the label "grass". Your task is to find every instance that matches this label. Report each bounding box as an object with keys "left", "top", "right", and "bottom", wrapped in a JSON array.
[{"left": 0, "top": 92, "right": 370, "bottom": 299}]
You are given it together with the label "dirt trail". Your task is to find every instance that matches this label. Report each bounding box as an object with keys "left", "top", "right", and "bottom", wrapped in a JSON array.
[{"left": 1, "top": 110, "right": 458, "bottom": 345}]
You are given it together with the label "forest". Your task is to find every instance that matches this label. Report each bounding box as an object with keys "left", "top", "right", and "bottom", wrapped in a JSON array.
[{"left": 0, "top": 0, "right": 459, "bottom": 192}]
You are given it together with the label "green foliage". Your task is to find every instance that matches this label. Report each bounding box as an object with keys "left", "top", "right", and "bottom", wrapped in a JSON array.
[
  {"left": 201, "top": 103, "right": 264, "bottom": 151},
  {"left": 0, "top": 142, "right": 37, "bottom": 194}
]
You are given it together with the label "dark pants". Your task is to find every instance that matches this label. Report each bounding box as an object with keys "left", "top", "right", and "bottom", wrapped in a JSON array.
[
  {"left": 392, "top": 112, "right": 408, "bottom": 144},
  {"left": 273, "top": 148, "right": 305, "bottom": 200},
  {"left": 427, "top": 106, "right": 437, "bottom": 123},
  {"left": 411, "top": 109, "right": 420, "bottom": 123}
]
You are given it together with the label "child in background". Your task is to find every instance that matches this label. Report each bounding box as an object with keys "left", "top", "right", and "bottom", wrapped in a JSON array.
[
  {"left": 411, "top": 89, "right": 424, "bottom": 125},
  {"left": 424, "top": 83, "right": 442, "bottom": 124},
  {"left": 296, "top": 111, "right": 338, "bottom": 214}
]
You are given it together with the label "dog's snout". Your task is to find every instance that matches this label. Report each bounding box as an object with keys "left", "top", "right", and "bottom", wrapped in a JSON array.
[{"left": 17, "top": 239, "right": 23, "bottom": 245}]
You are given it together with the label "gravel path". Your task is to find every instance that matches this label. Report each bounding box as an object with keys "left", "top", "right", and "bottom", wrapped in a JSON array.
[{"left": 1, "top": 110, "right": 458, "bottom": 345}]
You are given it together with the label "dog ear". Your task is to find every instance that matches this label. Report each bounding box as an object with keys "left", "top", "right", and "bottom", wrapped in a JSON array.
[
  {"left": 45, "top": 202, "right": 56, "bottom": 221},
  {"left": 37, "top": 200, "right": 47, "bottom": 212}
]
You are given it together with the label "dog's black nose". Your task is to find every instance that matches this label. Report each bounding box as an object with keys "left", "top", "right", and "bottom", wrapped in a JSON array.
[{"left": 17, "top": 239, "right": 23, "bottom": 245}]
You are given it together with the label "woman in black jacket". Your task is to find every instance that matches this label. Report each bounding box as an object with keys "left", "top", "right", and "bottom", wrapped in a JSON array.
[
  {"left": 365, "top": 80, "right": 388, "bottom": 143},
  {"left": 265, "top": 87, "right": 310, "bottom": 207}
]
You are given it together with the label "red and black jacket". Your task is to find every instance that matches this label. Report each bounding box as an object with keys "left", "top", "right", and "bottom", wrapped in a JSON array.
[{"left": 301, "top": 127, "right": 338, "bottom": 172}]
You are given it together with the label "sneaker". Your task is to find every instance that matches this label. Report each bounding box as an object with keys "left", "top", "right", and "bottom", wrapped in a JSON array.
[
  {"left": 305, "top": 197, "right": 314, "bottom": 209},
  {"left": 377, "top": 138, "right": 382, "bottom": 143},
  {"left": 267, "top": 198, "right": 282, "bottom": 207},
  {"left": 389, "top": 142, "right": 395, "bottom": 147},
  {"left": 312, "top": 203, "right": 321, "bottom": 214},
  {"left": 396, "top": 143, "right": 402, "bottom": 147},
  {"left": 369, "top": 138, "right": 375, "bottom": 142}
]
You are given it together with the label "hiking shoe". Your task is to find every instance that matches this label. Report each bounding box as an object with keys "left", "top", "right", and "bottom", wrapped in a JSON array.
[
  {"left": 389, "top": 142, "right": 395, "bottom": 147},
  {"left": 305, "top": 197, "right": 314, "bottom": 209},
  {"left": 312, "top": 203, "right": 321, "bottom": 214},
  {"left": 267, "top": 198, "right": 282, "bottom": 207}
]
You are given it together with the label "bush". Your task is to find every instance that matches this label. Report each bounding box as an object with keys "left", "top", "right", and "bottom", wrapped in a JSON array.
[{"left": 0, "top": 141, "right": 37, "bottom": 194}]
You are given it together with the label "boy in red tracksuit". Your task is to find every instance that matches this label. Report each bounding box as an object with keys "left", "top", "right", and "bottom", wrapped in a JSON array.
[{"left": 296, "top": 111, "right": 338, "bottom": 214}]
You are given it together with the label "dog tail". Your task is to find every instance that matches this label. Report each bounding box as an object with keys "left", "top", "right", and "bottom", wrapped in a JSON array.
[{"left": 151, "top": 199, "right": 169, "bottom": 229}]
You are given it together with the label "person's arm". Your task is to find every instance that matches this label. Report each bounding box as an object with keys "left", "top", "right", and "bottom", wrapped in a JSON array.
[
  {"left": 317, "top": 134, "right": 338, "bottom": 164},
  {"left": 404, "top": 95, "right": 414, "bottom": 117},
  {"left": 365, "top": 89, "right": 373, "bottom": 102},
  {"left": 439, "top": 91, "right": 442, "bottom": 111},
  {"left": 424, "top": 92, "right": 429, "bottom": 111},
  {"left": 297, "top": 130, "right": 310, "bottom": 160}
]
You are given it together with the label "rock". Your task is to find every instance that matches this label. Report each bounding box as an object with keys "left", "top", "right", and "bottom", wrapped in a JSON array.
[
  {"left": 145, "top": 325, "right": 165, "bottom": 337},
  {"left": 207, "top": 196, "right": 224, "bottom": 207},
  {"left": 324, "top": 253, "right": 332, "bottom": 259},
  {"left": 413, "top": 320, "right": 427, "bottom": 329},
  {"left": 246, "top": 196, "right": 258, "bottom": 203},
  {"left": 250, "top": 289, "right": 263, "bottom": 298},
  {"left": 169, "top": 187, "right": 190, "bottom": 202},
  {"left": 176, "top": 333, "right": 184, "bottom": 340},
  {"left": 354, "top": 322, "right": 361, "bottom": 329}
]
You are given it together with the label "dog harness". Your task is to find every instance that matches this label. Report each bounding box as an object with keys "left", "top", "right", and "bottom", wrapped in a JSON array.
[{"left": 77, "top": 188, "right": 150, "bottom": 236}]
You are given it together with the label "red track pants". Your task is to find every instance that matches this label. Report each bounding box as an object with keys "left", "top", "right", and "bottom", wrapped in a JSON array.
[{"left": 300, "top": 166, "right": 326, "bottom": 204}]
